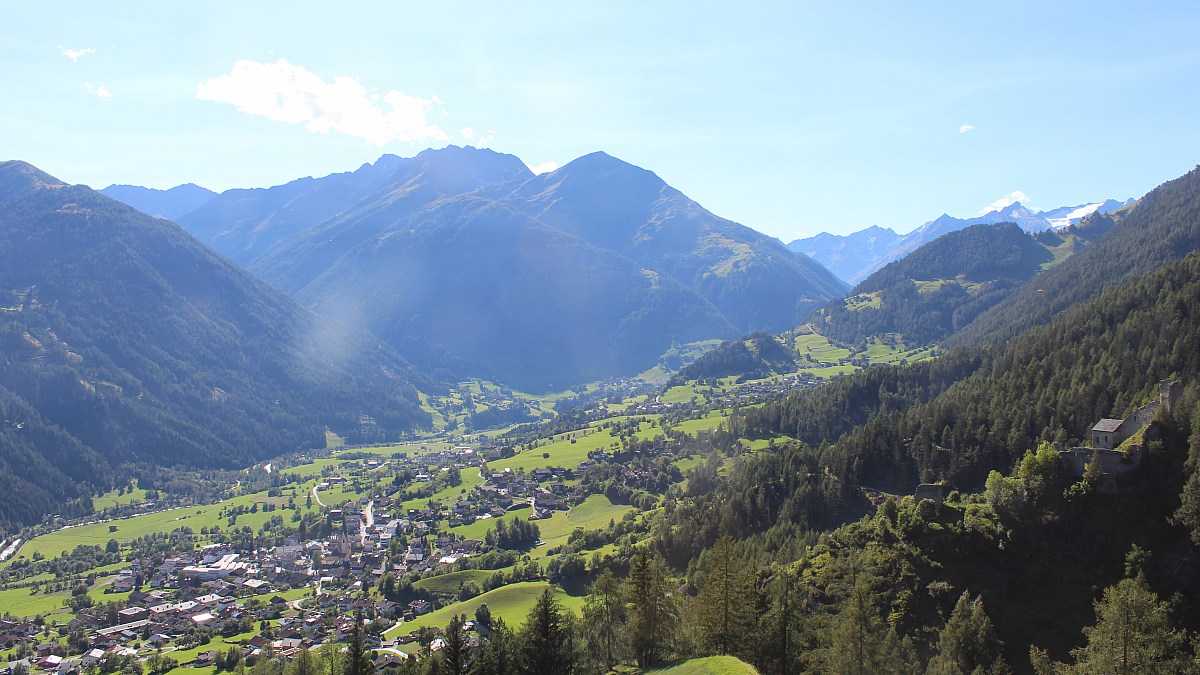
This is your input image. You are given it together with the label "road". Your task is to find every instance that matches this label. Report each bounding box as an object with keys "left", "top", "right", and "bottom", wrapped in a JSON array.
[{"left": 311, "top": 485, "right": 327, "bottom": 507}]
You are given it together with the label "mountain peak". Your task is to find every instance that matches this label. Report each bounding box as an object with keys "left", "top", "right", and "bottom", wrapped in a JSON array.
[
  {"left": 552, "top": 151, "right": 665, "bottom": 185},
  {"left": 0, "top": 160, "right": 66, "bottom": 193}
]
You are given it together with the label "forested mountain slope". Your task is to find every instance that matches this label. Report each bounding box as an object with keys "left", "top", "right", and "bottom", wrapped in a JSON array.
[
  {"left": 0, "top": 161, "right": 430, "bottom": 532},
  {"left": 735, "top": 247, "right": 1200, "bottom": 492},
  {"left": 812, "top": 223, "right": 1058, "bottom": 347},
  {"left": 949, "top": 165, "right": 1200, "bottom": 348}
]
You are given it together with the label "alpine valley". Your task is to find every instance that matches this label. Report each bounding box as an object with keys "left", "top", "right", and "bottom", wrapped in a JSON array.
[{"left": 2, "top": 149, "right": 1200, "bottom": 675}]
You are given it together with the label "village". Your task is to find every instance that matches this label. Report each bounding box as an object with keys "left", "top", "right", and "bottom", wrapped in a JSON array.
[{"left": 0, "top": 439, "right": 615, "bottom": 675}]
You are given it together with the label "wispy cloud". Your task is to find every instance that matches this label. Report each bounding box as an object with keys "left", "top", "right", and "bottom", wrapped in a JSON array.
[
  {"left": 83, "top": 83, "right": 112, "bottom": 99},
  {"left": 460, "top": 127, "right": 496, "bottom": 147},
  {"left": 196, "top": 59, "right": 449, "bottom": 146},
  {"left": 959, "top": 124, "right": 975, "bottom": 133},
  {"left": 978, "top": 190, "right": 1030, "bottom": 214},
  {"left": 59, "top": 46, "right": 96, "bottom": 63},
  {"left": 525, "top": 161, "right": 559, "bottom": 175}
]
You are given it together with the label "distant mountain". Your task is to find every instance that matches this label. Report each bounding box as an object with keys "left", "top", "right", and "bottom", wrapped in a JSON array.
[
  {"left": 791, "top": 198, "right": 1130, "bottom": 284},
  {"left": 247, "top": 147, "right": 535, "bottom": 293},
  {"left": 293, "top": 194, "right": 737, "bottom": 391},
  {"left": 788, "top": 226, "right": 902, "bottom": 285},
  {"left": 162, "top": 147, "right": 845, "bottom": 391},
  {"left": 0, "top": 161, "right": 431, "bottom": 532},
  {"left": 100, "top": 183, "right": 217, "bottom": 221},
  {"left": 1040, "top": 198, "right": 1134, "bottom": 229},
  {"left": 486, "top": 152, "right": 849, "bottom": 333}
]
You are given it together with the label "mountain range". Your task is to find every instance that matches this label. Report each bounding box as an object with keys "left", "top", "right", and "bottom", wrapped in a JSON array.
[
  {"left": 106, "top": 147, "right": 848, "bottom": 391},
  {"left": 790, "top": 198, "right": 1133, "bottom": 284},
  {"left": 0, "top": 160, "right": 431, "bottom": 531}
]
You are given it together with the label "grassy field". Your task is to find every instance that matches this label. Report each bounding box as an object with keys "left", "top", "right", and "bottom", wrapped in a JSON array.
[
  {"left": 793, "top": 332, "right": 852, "bottom": 362},
  {"left": 164, "top": 628, "right": 256, "bottom": 669},
  {"left": 92, "top": 482, "right": 149, "bottom": 510},
  {"left": 447, "top": 494, "right": 632, "bottom": 557},
  {"left": 5, "top": 482, "right": 326, "bottom": 568},
  {"left": 673, "top": 411, "right": 728, "bottom": 436},
  {"left": 489, "top": 429, "right": 618, "bottom": 474},
  {"left": 650, "top": 656, "right": 759, "bottom": 674},
  {"left": 842, "top": 292, "right": 881, "bottom": 310},
  {"left": 384, "top": 582, "right": 584, "bottom": 641},
  {"left": 0, "top": 586, "right": 76, "bottom": 619},
  {"left": 412, "top": 569, "right": 495, "bottom": 595}
]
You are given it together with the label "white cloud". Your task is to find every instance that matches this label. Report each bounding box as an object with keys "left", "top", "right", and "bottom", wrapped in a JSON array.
[
  {"left": 526, "top": 161, "right": 559, "bottom": 175},
  {"left": 460, "top": 127, "right": 496, "bottom": 148},
  {"left": 196, "top": 59, "right": 449, "bottom": 146},
  {"left": 959, "top": 124, "right": 975, "bottom": 133},
  {"left": 59, "top": 46, "right": 95, "bottom": 62},
  {"left": 83, "top": 83, "right": 112, "bottom": 99},
  {"left": 978, "top": 190, "right": 1030, "bottom": 214}
]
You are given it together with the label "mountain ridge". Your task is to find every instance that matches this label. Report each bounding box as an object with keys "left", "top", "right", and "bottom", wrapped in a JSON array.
[
  {"left": 791, "top": 198, "right": 1133, "bottom": 284},
  {"left": 110, "top": 147, "right": 847, "bottom": 390},
  {"left": 0, "top": 160, "right": 432, "bottom": 531}
]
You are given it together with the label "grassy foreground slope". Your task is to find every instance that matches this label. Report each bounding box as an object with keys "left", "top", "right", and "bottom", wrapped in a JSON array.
[{"left": 650, "top": 656, "right": 759, "bottom": 674}]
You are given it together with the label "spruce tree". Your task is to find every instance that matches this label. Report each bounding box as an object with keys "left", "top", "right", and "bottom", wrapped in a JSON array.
[
  {"left": 820, "top": 554, "right": 917, "bottom": 675},
  {"left": 344, "top": 611, "right": 376, "bottom": 675},
  {"left": 1069, "top": 576, "right": 1186, "bottom": 674},
  {"left": 442, "top": 614, "right": 470, "bottom": 675},
  {"left": 627, "top": 548, "right": 677, "bottom": 668},
  {"left": 519, "top": 588, "right": 577, "bottom": 675},
  {"left": 581, "top": 569, "right": 629, "bottom": 672},
  {"left": 476, "top": 618, "right": 517, "bottom": 675},
  {"left": 927, "top": 592, "right": 1005, "bottom": 675},
  {"left": 695, "top": 534, "right": 756, "bottom": 658}
]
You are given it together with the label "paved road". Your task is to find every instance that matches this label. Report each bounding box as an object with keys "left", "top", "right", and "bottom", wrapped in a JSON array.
[{"left": 311, "top": 485, "right": 327, "bottom": 507}]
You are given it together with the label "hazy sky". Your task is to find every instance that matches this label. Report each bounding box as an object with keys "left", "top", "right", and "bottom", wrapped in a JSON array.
[{"left": 5, "top": 2, "right": 1200, "bottom": 240}]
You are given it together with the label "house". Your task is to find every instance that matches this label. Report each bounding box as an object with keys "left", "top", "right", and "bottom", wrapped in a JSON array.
[
  {"left": 914, "top": 484, "right": 944, "bottom": 505},
  {"left": 1061, "top": 380, "right": 1181, "bottom": 493}
]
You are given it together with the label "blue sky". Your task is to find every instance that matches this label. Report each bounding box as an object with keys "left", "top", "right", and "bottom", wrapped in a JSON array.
[{"left": 5, "top": 2, "right": 1200, "bottom": 240}]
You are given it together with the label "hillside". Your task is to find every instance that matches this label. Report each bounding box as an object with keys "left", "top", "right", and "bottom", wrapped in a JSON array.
[
  {"left": 293, "top": 194, "right": 736, "bottom": 391},
  {"left": 735, "top": 246, "right": 1200, "bottom": 492},
  {"left": 948, "top": 166, "right": 1200, "bottom": 348},
  {"left": 811, "top": 222, "right": 1059, "bottom": 347},
  {"left": 488, "top": 152, "right": 849, "bottom": 333},
  {"left": 0, "top": 161, "right": 430, "bottom": 532}
]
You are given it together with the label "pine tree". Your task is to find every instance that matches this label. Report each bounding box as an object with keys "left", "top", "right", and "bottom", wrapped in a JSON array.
[
  {"left": 757, "top": 567, "right": 805, "bottom": 675},
  {"left": 1069, "top": 576, "right": 1186, "bottom": 674},
  {"left": 695, "top": 534, "right": 756, "bottom": 658},
  {"left": 442, "top": 614, "right": 470, "bottom": 675},
  {"left": 286, "top": 648, "right": 319, "bottom": 675},
  {"left": 821, "top": 554, "right": 917, "bottom": 675},
  {"left": 927, "top": 592, "right": 1005, "bottom": 674},
  {"left": 344, "top": 611, "right": 376, "bottom": 675},
  {"left": 1171, "top": 408, "right": 1200, "bottom": 544},
  {"left": 627, "top": 548, "right": 677, "bottom": 668},
  {"left": 476, "top": 617, "right": 517, "bottom": 675},
  {"left": 581, "top": 569, "right": 629, "bottom": 672},
  {"left": 519, "top": 588, "right": 577, "bottom": 675}
]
